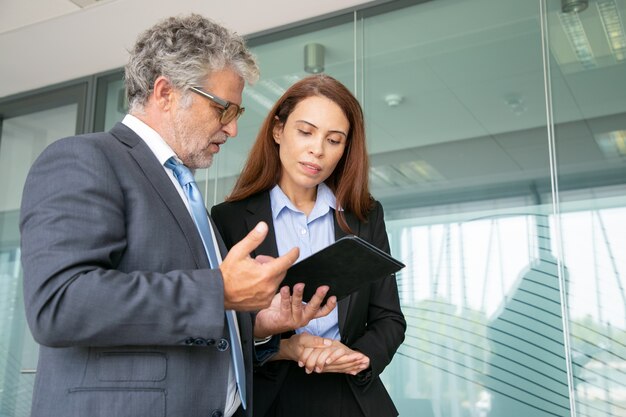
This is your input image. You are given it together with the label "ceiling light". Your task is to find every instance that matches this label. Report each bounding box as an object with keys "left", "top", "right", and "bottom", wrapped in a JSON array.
[
  {"left": 243, "top": 89, "right": 274, "bottom": 111},
  {"left": 559, "top": 10, "right": 597, "bottom": 69},
  {"left": 561, "top": 0, "right": 589, "bottom": 13},
  {"left": 596, "top": 0, "right": 626, "bottom": 61},
  {"left": 595, "top": 130, "right": 626, "bottom": 157},
  {"left": 257, "top": 79, "right": 286, "bottom": 98},
  {"left": 370, "top": 160, "right": 443, "bottom": 187},
  {"left": 304, "top": 43, "right": 325, "bottom": 74}
]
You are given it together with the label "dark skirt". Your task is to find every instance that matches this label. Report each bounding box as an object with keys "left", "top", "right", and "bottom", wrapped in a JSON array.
[{"left": 260, "top": 362, "right": 366, "bottom": 417}]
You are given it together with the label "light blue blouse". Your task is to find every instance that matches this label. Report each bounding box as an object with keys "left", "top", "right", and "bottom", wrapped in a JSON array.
[{"left": 269, "top": 183, "right": 341, "bottom": 340}]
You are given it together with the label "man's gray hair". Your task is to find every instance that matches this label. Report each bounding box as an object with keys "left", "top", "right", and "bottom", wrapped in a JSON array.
[{"left": 125, "top": 14, "right": 259, "bottom": 112}]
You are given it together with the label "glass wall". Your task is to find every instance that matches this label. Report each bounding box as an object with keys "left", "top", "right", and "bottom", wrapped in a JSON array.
[
  {"left": 1, "top": 0, "right": 625, "bottom": 416},
  {"left": 548, "top": 0, "right": 626, "bottom": 416},
  {"left": 363, "top": 1, "right": 568, "bottom": 416},
  {"left": 0, "top": 84, "right": 88, "bottom": 417}
]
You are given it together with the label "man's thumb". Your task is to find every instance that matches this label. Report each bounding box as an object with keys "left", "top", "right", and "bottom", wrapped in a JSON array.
[{"left": 230, "top": 221, "right": 268, "bottom": 257}]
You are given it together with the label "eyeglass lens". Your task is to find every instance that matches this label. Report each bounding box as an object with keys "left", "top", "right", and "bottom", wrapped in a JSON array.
[{"left": 221, "top": 105, "right": 238, "bottom": 125}]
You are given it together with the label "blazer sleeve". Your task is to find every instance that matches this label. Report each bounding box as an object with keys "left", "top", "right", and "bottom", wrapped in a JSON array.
[
  {"left": 20, "top": 137, "right": 227, "bottom": 348},
  {"left": 348, "top": 201, "right": 406, "bottom": 390}
]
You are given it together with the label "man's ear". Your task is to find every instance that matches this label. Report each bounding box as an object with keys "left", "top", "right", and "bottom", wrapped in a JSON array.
[{"left": 152, "top": 76, "right": 176, "bottom": 111}]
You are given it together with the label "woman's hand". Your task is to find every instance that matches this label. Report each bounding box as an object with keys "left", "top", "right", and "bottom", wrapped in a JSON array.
[
  {"left": 273, "top": 331, "right": 332, "bottom": 362},
  {"left": 297, "top": 339, "right": 370, "bottom": 375}
]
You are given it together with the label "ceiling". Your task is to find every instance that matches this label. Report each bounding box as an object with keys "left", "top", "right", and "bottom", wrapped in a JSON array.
[{"left": 0, "top": 0, "right": 375, "bottom": 98}]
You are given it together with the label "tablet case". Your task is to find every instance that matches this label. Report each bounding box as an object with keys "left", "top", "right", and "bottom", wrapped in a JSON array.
[{"left": 281, "top": 235, "right": 405, "bottom": 302}]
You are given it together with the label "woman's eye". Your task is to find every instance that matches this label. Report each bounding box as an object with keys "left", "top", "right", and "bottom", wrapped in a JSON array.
[
  {"left": 298, "top": 129, "right": 312, "bottom": 136},
  {"left": 328, "top": 137, "right": 342, "bottom": 145}
]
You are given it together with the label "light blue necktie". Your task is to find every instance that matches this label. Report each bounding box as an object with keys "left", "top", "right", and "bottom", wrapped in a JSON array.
[{"left": 165, "top": 157, "right": 246, "bottom": 410}]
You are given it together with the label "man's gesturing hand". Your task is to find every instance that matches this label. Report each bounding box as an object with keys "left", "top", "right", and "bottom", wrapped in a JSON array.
[{"left": 220, "top": 222, "right": 299, "bottom": 311}]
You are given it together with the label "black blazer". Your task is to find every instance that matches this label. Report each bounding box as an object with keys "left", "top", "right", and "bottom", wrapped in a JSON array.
[{"left": 211, "top": 191, "right": 406, "bottom": 417}]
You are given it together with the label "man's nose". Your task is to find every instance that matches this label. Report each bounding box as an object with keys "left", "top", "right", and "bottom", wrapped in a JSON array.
[{"left": 222, "top": 119, "right": 238, "bottom": 138}]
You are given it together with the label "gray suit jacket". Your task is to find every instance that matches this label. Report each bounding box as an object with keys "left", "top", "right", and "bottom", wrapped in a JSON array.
[{"left": 19, "top": 122, "right": 253, "bottom": 417}]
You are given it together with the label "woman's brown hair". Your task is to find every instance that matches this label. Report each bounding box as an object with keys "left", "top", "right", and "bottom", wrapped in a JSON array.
[{"left": 227, "top": 74, "right": 373, "bottom": 233}]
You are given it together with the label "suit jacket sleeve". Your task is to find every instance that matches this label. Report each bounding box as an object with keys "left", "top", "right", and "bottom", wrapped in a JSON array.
[{"left": 20, "top": 136, "right": 227, "bottom": 347}]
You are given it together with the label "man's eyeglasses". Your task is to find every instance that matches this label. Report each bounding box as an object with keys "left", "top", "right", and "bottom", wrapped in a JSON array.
[{"left": 189, "top": 86, "right": 245, "bottom": 125}]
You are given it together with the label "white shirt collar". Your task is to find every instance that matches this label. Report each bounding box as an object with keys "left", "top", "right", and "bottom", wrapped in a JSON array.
[{"left": 122, "top": 114, "right": 177, "bottom": 165}]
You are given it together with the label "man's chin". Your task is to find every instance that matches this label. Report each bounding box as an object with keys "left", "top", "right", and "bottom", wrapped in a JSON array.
[{"left": 186, "top": 154, "right": 214, "bottom": 170}]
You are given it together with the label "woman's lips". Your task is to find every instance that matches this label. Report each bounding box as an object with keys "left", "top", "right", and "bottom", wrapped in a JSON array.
[{"left": 300, "top": 161, "right": 322, "bottom": 173}]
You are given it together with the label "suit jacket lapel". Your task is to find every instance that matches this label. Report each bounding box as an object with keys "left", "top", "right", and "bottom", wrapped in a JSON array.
[{"left": 110, "top": 123, "right": 209, "bottom": 269}]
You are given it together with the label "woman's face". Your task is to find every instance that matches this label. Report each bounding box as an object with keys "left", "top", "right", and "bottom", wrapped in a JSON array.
[{"left": 273, "top": 95, "right": 349, "bottom": 197}]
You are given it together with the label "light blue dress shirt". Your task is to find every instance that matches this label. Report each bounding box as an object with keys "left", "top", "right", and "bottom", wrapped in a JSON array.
[{"left": 270, "top": 183, "right": 341, "bottom": 340}]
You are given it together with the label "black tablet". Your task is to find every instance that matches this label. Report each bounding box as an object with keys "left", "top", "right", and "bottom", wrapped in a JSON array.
[{"left": 281, "top": 235, "right": 405, "bottom": 302}]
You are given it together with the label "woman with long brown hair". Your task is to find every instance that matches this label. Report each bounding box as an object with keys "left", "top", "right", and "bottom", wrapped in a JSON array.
[{"left": 211, "top": 74, "right": 405, "bottom": 417}]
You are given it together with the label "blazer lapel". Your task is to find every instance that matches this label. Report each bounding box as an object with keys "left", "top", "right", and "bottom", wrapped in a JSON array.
[
  {"left": 110, "top": 123, "right": 209, "bottom": 269},
  {"left": 244, "top": 192, "right": 279, "bottom": 257}
]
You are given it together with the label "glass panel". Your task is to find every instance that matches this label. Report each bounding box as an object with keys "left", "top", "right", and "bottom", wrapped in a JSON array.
[
  {"left": 102, "top": 78, "right": 127, "bottom": 131},
  {"left": 362, "top": 0, "right": 572, "bottom": 416},
  {"left": 0, "top": 103, "right": 79, "bottom": 417},
  {"left": 210, "top": 18, "right": 355, "bottom": 205},
  {"left": 94, "top": 71, "right": 126, "bottom": 133},
  {"left": 548, "top": 0, "right": 626, "bottom": 415}
]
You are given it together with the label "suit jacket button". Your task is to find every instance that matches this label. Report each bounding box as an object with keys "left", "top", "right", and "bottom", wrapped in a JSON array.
[
  {"left": 207, "top": 339, "right": 216, "bottom": 346},
  {"left": 216, "top": 338, "right": 229, "bottom": 351},
  {"left": 184, "top": 337, "right": 194, "bottom": 345},
  {"left": 211, "top": 410, "right": 223, "bottom": 417},
  {"left": 194, "top": 338, "right": 207, "bottom": 346}
]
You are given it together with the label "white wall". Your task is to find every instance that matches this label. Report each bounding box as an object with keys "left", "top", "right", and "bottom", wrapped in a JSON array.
[{"left": 0, "top": 0, "right": 375, "bottom": 98}]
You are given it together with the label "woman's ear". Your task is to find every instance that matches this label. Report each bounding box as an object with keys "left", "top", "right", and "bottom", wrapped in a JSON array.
[{"left": 272, "top": 118, "right": 283, "bottom": 144}]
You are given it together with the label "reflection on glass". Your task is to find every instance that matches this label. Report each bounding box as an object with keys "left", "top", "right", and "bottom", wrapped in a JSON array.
[
  {"left": 383, "top": 209, "right": 571, "bottom": 417},
  {"left": 0, "top": 104, "right": 78, "bottom": 417},
  {"left": 383, "top": 201, "right": 626, "bottom": 415},
  {"left": 549, "top": 0, "right": 626, "bottom": 414},
  {"left": 0, "top": 105, "right": 78, "bottom": 212},
  {"left": 559, "top": 201, "right": 626, "bottom": 416},
  {"left": 346, "top": 0, "right": 626, "bottom": 415},
  {"left": 103, "top": 78, "right": 127, "bottom": 131}
]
